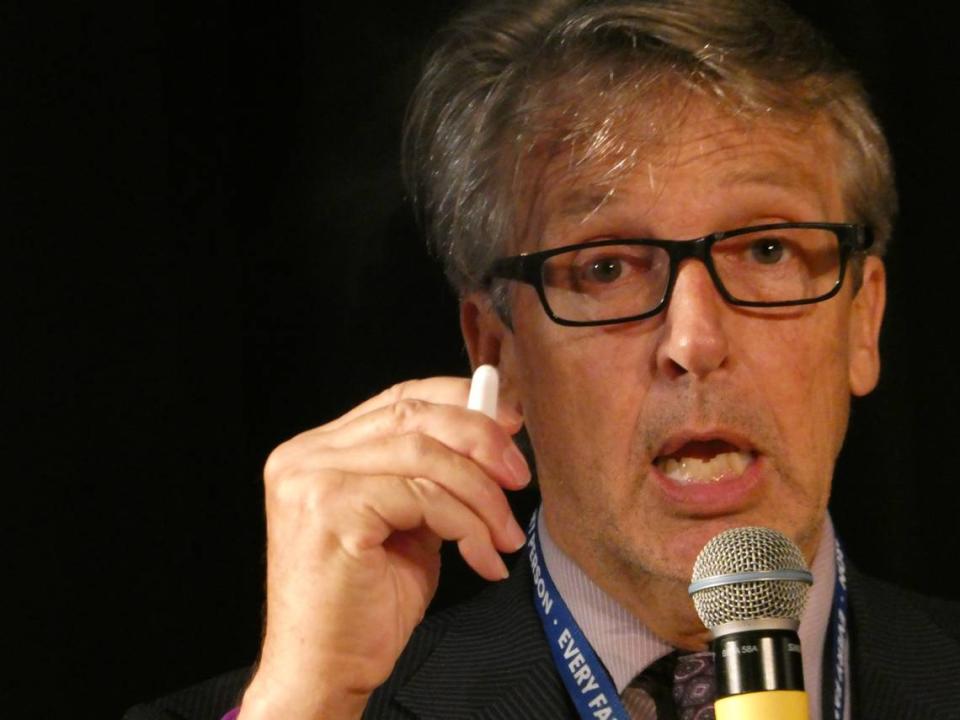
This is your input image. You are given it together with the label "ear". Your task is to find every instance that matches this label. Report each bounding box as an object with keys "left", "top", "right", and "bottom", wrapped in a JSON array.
[
  {"left": 461, "top": 290, "right": 509, "bottom": 368},
  {"left": 848, "top": 256, "right": 886, "bottom": 397},
  {"left": 460, "top": 291, "right": 521, "bottom": 409}
]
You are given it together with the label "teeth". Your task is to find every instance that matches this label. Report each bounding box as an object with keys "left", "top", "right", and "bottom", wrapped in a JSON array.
[{"left": 656, "top": 451, "right": 751, "bottom": 485}]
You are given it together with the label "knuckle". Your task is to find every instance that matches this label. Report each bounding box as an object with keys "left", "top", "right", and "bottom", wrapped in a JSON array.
[
  {"left": 400, "top": 431, "right": 436, "bottom": 461},
  {"left": 263, "top": 442, "right": 294, "bottom": 481},
  {"left": 388, "top": 398, "right": 427, "bottom": 429},
  {"left": 384, "top": 379, "right": 414, "bottom": 405},
  {"left": 408, "top": 475, "right": 443, "bottom": 502},
  {"left": 383, "top": 377, "right": 433, "bottom": 409},
  {"left": 267, "top": 469, "right": 343, "bottom": 515},
  {"left": 263, "top": 436, "right": 322, "bottom": 481}
]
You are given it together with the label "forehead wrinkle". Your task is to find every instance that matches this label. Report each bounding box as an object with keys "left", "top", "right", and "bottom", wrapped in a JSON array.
[
  {"left": 521, "top": 100, "right": 842, "bottom": 250},
  {"left": 719, "top": 167, "right": 828, "bottom": 195},
  {"left": 579, "top": 186, "right": 619, "bottom": 225},
  {"left": 635, "top": 119, "right": 840, "bottom": 217},
  {"left": 543, "top": 134, "right": 680, "bottom": 226},
  {"left": 554, "top": 185, "right": 625, "bottom": 222},
  {"left": 659, "top": 112, "right": 834, "bottom": 174}
]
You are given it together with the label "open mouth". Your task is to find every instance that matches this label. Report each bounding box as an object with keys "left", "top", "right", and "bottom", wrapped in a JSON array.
[{"left": 654, "top": 439, "right": 754, "bottom": 485}]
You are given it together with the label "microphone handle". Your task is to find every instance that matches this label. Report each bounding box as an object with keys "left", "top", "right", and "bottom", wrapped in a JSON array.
[
  {"left": 715, "top": 690, "right": 808, "bottom": 719},
  {"left": 712, "top": 627, "right": 809, "bottom": 720}
]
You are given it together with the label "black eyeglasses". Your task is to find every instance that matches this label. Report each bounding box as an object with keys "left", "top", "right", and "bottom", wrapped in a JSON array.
[{"left": 483, "top": 222, "right": 873, "bottom": 327}]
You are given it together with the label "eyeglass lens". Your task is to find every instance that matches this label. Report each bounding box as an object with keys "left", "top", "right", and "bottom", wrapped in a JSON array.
[{"left": 540, "top": 226, "right": 842, "bottom": 323}]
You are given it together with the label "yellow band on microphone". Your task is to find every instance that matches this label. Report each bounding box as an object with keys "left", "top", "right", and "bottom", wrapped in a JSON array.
[{"left": 715, "top": 689, "right": 808, "bottom": 720}]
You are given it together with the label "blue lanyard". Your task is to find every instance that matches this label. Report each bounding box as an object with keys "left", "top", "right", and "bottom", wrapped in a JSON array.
[
  {"left": 830, "top": 540, "right": 849, "bottom": 720},
  {"left": 526, "top": 511, "right": 629, "bottom": 720},
  {"left": 527, "top": 510, "right": 849, "bottom": 720}
]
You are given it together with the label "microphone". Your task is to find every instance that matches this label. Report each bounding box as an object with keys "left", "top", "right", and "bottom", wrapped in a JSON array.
[{"left": 688, "top": 527, "right": 813, "bottom": 720}]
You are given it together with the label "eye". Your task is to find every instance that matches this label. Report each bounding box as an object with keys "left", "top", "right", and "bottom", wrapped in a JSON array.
[
  {"left": 542, "top": 243, "right": 666, "bottom": 295},
  {"left": 586, "top": 257, "right": 623, "bottom": 283},
  {"left": 750, "top": 238, "right": 786, "bottom": 264}
]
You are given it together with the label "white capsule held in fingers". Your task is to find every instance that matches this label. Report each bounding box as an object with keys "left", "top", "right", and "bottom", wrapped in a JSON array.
[{"left": 466, "top": 364, "right": 499, "bottom": 420}]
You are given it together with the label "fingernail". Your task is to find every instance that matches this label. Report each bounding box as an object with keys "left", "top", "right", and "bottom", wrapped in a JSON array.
[
  {"left": 497, "top": 555, "right": 510, "bottom": 580},
  {"left": 503, "top": 444, "right": 531, "bottom": 486},
  {"left": 505, "top": 515, "right": 527, "bottom": 551}
]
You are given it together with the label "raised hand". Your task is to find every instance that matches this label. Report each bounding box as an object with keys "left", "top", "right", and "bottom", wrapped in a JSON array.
[{"left": 238, "top": 376, "right": 530, "bottom": 720}]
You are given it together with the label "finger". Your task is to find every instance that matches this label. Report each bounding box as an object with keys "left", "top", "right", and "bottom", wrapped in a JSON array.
[
  {"left": 336, "top": 473, "right": 511, "bottom": 581},
  {"left": 312, "top": 399, "right": 530, "bottom": 489},
  {"left": 323, "top": 377, "right": 523, "bottom": 432},
  {"left": 296, "top": 434, "right": 528, "bottom": 554}
]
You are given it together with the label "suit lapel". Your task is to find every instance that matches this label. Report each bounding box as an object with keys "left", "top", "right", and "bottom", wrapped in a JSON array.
[
  {"left": 847, "top": 565, "right": 960, "bottom": 719},
  {"left": 395, "top": 557, "right": 575, "bottom": 719},
  {"left": 392, "top": 546, "right": 960, "bottom": 718}
]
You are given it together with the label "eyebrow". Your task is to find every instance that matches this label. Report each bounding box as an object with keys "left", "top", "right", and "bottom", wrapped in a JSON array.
[
  {"left": 716, "top": 166, "right": 823, "bottom": 193},
  {"left": 553, "top": 186, "right": 624, "bottom": 221}
]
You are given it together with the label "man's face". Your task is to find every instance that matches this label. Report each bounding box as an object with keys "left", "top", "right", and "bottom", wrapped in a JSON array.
[{"left": 466, "top": 100, "right": 885, "bottom": 608}]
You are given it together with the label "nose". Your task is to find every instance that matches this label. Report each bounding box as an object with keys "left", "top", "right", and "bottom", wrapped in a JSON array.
[{"left": 656, "top": 259, "right": 730, "bottom": 379}]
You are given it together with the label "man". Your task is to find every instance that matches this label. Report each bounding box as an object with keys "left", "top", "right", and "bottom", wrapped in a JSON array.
[{"left": 127, "top": 1, "right": 960, "bottom": 718}]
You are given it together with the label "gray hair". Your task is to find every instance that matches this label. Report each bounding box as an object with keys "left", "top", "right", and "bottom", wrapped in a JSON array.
[{"left": 403, "top": 0, "right": 896, "bottom": 295}]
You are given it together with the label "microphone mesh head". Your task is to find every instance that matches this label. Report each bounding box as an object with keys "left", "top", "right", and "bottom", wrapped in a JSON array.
[{"left": 689, "top": 526, "right": 811, "bottom": 628}]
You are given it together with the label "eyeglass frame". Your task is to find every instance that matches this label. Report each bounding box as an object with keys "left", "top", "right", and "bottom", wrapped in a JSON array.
[{"left": 481, "top": 222, "right": 874, "bottom": 327}]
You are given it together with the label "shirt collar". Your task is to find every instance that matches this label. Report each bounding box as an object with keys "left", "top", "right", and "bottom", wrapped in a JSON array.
[{"left": 537, "top": 507, "right": 837, "bottom": 718}]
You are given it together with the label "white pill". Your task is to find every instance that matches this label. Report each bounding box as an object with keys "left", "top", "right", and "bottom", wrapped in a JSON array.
[{"left": 466, "top": 364, "right": 499, "bottom": 420}]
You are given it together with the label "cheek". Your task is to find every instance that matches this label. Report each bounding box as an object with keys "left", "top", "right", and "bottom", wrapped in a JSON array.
[
  {"left": 512, "top": 313, "right": 657, "bottom": 491},
  {"left": 744, "top": 311, "right": 851, "bottom": 461}
]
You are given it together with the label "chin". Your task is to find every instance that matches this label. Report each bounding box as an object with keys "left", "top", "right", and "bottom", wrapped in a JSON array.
[{"left": 623, "top": 513, "right": 808, "bottom": 585}]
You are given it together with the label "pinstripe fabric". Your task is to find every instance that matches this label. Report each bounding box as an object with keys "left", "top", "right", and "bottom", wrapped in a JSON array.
[
  {"left": 377, "top": 557, "right": 576, "bottom": 719},
  {"left": 845, "top": 569, "right": 960, "bottom": 720},
  {"left": 124, "top": 559, "right": 960, "bottom": 719},
  {"left": 123, "top": 668, "right": 249, "bottom": 720}
]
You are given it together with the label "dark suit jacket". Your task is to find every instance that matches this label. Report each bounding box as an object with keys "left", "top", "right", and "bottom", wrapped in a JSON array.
[{"left": 125, "top": 558, "right": 960, "bottom": 720}]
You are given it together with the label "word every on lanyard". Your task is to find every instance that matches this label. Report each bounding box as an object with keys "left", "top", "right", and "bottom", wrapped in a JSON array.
[
  {"left": 526, "top": 509, "right": 849, "bottom": 720},
  {"left": 527, "top": 512, "right": 629, "bottom": 720}
]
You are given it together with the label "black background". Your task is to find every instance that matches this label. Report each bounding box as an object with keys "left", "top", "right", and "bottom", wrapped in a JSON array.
[{"left": 7, "top": 2, "right": 960, "bottom": 717}]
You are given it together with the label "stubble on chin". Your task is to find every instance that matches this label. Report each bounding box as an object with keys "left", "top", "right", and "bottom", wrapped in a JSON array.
[{"left": 586, "top": 384, "right": 800, "bottom": 583}]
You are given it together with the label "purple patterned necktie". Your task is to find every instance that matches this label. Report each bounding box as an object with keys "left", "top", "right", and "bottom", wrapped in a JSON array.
[{"left": 621, "top": 650, "right": 716, "bottom": 720}]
